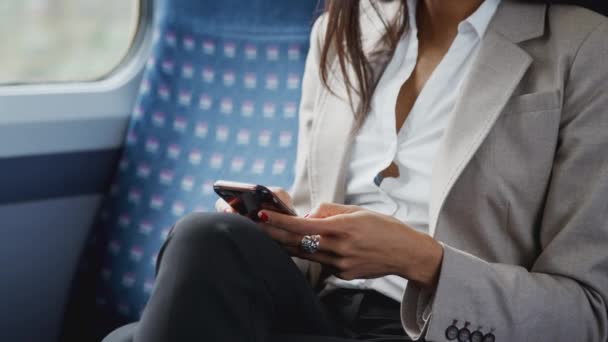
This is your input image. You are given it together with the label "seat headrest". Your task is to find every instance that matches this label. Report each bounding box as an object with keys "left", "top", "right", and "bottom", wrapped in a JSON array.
[{"left": 158, "top": 0, "right": 320, "bottom": 34}]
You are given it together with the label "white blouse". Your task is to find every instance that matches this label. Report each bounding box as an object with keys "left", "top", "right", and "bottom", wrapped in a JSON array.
[{"left": 324, "top": 0, "right": 501, "bottom": 301}]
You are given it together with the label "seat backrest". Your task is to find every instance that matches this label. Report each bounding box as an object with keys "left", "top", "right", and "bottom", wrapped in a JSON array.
[{"left": 61, "top": 0, "right": 317, "bottom": 339}]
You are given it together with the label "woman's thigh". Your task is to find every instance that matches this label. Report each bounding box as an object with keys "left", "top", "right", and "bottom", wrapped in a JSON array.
[
  {"left": 156, "top": 212, "right": 336, "bottom": 333},
  {"left": 109, "top": 212, "right": 337, "bottom": 341},
  {"left": 104, "top": 213, "right": 412, "bottom": 342}
]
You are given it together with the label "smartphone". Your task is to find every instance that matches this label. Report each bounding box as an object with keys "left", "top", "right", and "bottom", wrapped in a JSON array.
[{"left": 213, "top": 180, "right": 297, "bottom": 221}]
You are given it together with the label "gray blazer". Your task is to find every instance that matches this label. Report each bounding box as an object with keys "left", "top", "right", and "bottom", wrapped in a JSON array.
[{"left": 289, "top": 1, "right": 608, "bottom": 341}]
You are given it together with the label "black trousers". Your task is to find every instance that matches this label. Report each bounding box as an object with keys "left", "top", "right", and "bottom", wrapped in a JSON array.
[{"left": 103, "top": 213, "right": 412, "bottom": 342}]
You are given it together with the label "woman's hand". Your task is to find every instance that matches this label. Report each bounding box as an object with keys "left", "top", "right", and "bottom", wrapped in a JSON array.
[
  {"left": 214, "top": 196, "right": 237, "bottom": 213},
  {"left": 258, "top": 203, "right": 444, "bottom": 289}
]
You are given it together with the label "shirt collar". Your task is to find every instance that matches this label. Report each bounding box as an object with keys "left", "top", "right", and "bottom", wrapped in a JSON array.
[
  {"left": 462, "top": 0, "right": 501, "bottom": 37},
  {"left": 405, "top": 0, "right": 501, "bottom": 37},
  {"left": 406, "top": 0, "right": 419, "bottom": 32}
]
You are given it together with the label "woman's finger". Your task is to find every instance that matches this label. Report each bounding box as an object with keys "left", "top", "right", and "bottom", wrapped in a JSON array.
[
  {"left": 268, "top": 187, "right": 293, "bottom": 207},
  {"left": 258, "top": 210, "right": 335, "bottom": 236},
  {"left": 307, "top": 202, "right": 361, "bottom": 219},
  {"left": 284, "top": 246, "right": 340, "bottom": 267},
  {"left": 215, "top": 198, "right": 236, "bottom": 213},
  {"left": 261, "top": 224, "right": 343, "bottom": 254},
  {"left": 259, "top": 224, "right": 301, "bottom": 247}
]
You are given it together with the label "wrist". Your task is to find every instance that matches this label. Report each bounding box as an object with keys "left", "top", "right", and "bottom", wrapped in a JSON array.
[{"left": 403, "top": 234, "right": 444, "bottom": 289}]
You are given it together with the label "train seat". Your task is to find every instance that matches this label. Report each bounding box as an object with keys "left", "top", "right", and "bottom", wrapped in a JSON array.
[{"left": 61, "top": 0, "right": 317, "bottom": 339}]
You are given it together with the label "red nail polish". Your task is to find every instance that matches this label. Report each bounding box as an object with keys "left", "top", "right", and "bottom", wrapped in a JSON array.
[{"left": 258, "top": 212, "right": 269, "bottom": 223}]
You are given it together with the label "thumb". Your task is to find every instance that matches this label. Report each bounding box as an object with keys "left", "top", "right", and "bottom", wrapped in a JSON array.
[
  {"left": 308, "top": 203, "right": 362, "bottom": 219},
  {"left": 268, "top": 187, "right": 293, "bottom": 208}
]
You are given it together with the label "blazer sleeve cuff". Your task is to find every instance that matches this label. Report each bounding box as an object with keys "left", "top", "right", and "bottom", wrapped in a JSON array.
[
  {"left": 401, "top": 243, "right": 496, "bottom": 341},
  {"left": 401, "top": 242, "right": 444, "bottom": 340},
  {"left": 401, "top": 280, "right": 436, "bottom": 340}
]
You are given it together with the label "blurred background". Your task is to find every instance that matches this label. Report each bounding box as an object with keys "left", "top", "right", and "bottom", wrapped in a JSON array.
[{"left": 0, "top": 0, "right": 139, "bottom": 85}]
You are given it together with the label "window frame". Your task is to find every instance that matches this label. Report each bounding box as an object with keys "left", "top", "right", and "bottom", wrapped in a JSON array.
[
  {"left": 0, "top": 0, "right": 155, "bottom": 158},
  {"left": 0, "top": 0, "right": 153, "bottom": 91}
]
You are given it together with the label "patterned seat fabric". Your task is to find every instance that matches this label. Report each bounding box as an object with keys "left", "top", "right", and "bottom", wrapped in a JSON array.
[{"left": 62, "top": 0, "right": 317, "bottom": 339}]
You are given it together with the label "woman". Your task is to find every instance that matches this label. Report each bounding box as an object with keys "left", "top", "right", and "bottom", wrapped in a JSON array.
[{"left": 105, "top": 0, "right": 608, "bottom": 341}]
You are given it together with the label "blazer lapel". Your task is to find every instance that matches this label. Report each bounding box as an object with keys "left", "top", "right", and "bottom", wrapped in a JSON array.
[
  {"left": 429, "top": 2, "right": 546, "bottom": 235},
  {"left": 308, "top": 0, "right": 547, "bottom": 228}
]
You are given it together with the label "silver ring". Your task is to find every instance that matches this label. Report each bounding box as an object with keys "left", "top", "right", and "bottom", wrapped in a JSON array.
[{"left": 300, "top": 235, "right": 321, "bottom": 254}]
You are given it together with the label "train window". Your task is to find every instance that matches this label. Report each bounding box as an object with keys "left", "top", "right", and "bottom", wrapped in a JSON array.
[{"left": 0, "top": 0, "right": 140, "bottom": 85}]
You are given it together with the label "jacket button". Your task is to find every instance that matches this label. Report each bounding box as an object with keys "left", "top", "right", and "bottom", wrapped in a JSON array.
[
  {"left": 470, "top": 330, "right": 484, "bottom": 342},
  {"left": 445, "top": 320, "right": 459, "bottom": 340},
  {"left": 457, "top": 322, "right": 471, "bottom": 342},
  {"left": 483, "top": 333, "right": 496, "bottom": 342}
]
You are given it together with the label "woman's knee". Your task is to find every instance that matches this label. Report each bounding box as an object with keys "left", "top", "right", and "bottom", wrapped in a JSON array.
[
  {"left": 168, "top": 212, "right": 265, "bottom": 252},
  {"left": 156, "top": 212, "right": 261, "bottom": 274}
]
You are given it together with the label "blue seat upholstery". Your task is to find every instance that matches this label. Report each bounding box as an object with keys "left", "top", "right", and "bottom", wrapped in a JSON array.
[{"left": 62, "top": 0, "right": 317, "bottom": 339}]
